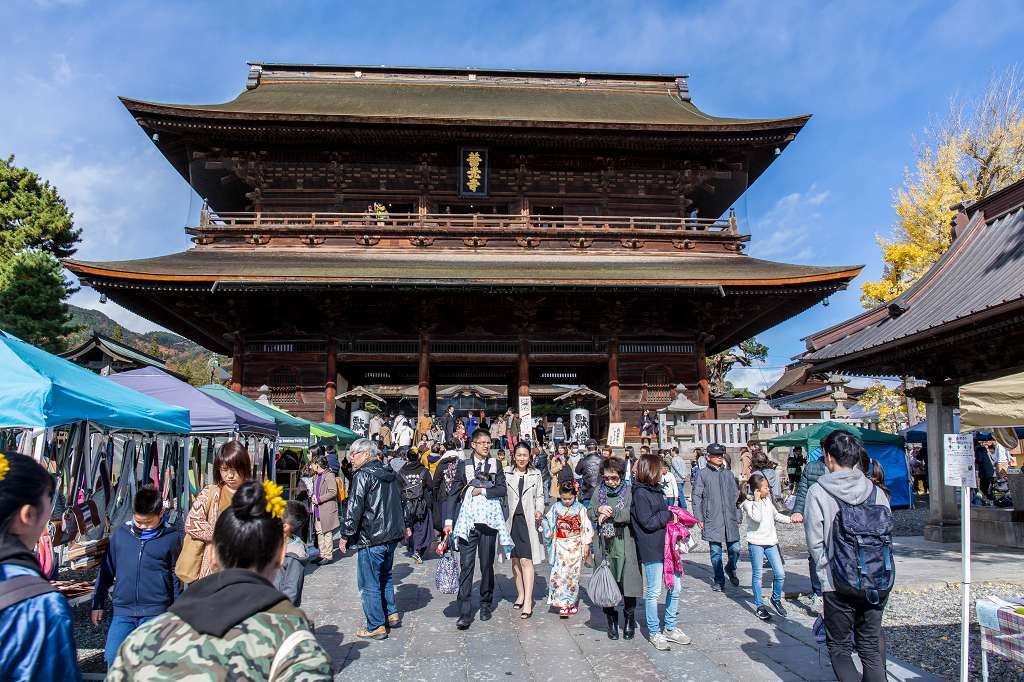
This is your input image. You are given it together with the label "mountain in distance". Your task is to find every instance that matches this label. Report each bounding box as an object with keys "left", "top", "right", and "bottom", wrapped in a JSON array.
[{"left": 66, "top": 304, "right": 227, "bottom": 386}]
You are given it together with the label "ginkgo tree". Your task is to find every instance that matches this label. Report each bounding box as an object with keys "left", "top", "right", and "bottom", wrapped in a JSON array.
[{"left": 861, "top": 67, "right": 1024, "bottom": 307}]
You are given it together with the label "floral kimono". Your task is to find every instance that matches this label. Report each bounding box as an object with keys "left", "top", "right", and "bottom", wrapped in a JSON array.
[{"left": 543, "top": 500, "right": 593, "bottom": 608}]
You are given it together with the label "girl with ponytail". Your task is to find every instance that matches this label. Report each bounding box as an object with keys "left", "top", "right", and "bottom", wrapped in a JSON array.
[
  {"left": 109, "top": 480, "right": 331, "bottom": 680},
  {"left": 0, "top": 451, "right": 81, "bottom": 681}
]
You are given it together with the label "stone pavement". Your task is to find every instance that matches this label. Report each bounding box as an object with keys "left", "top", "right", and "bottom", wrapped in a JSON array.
[{"left": 301, "top": 545, "right": 948, "bottom": 681}]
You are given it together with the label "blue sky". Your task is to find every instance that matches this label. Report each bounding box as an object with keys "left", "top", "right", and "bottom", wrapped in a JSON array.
[{"left": 2, "top": 0, "right": 1022, "bottom": 390}]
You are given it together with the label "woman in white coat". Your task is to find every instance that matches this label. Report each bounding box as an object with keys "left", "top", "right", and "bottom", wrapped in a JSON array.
[{"left": 505, "top": 442, "right": 546, "bottom": 618}]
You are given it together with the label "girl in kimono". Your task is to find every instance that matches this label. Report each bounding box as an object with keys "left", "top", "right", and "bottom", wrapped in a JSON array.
[{"left": 544, "top": 481, "right": 593, "bottom": 618}]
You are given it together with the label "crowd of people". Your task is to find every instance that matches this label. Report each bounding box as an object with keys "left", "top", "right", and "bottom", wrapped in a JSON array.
[{"left": 0, "top": 414, "right": 898, "bottom": 682}]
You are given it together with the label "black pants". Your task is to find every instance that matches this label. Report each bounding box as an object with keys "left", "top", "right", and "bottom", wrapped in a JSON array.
[
  {"left": 603, "top": 582, "right": 636, "bottom": 622},
  {"left": 823, "top": 591, "right": 887, "bottom": 682},
  {"left": 458, "top": 524, "right": 497, "bottom": 618}
]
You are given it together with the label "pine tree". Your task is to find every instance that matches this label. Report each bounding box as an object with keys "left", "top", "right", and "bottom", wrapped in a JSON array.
[
  {"left": 706, "top": 338, "right": 769, "bottom": 396},
  {"left": 0, "top": 250, "right": 78, "bottom": 352},
  {"left": 1, "top": 155, "right": 80, "bottom": 260},
  {"left": 111, "top": 326, "right": 124, "bottom": 342},
  {"left": 147, "top": 334, "right": 161, "bottom": 358}
]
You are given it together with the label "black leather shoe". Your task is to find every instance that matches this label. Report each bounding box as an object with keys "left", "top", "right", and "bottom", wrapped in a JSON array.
[
  {"left": 479, "top": 605, "right": 492, "bottom": 622},
  {"left": 456, "top": 616, "right": 471, "bottom": 630},
  {"left": 606, "top": 614, "right": 619, "bottom": 640},
  {"left": 728, "top": 572, "right": 740, "bottom": 587},
  {"left": 623, "top": 613, "right": 636, "bottom": 640}
]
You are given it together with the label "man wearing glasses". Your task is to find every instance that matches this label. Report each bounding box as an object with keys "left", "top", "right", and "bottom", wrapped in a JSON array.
[{"left": 443, "top": 429, "right": 507, "bottom": 629}]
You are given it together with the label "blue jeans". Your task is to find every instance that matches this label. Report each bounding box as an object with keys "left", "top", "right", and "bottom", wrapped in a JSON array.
[
  {"left": 642, "top": 561, "right": 680, "bottom": 635},
  {"left": 357, "top": 541, "right": 398, "bottom": 630},
  {"left": 709, "top": 540, "right": 739, "bottom": 586},
  {"left": 749, "top": 544, "right": 785, "bottom": 607},
  {"left": 105, "top": 614, "right": 156, "bottom": 666}
]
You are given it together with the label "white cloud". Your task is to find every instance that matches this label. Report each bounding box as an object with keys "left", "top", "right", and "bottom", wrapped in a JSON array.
[
  {"left": 727, "top": 365, "right": 785, "bottom": 394},
  {"left": 51, "top": 53, "right": 71, "bottom": 84},
  {"left": 747, "top": 185, "right": 830, "bottom": 262}
]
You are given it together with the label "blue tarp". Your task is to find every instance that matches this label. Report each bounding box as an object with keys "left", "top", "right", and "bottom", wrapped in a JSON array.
[{"left": 0, "top": 330, "right": 190, "bottom": 433}]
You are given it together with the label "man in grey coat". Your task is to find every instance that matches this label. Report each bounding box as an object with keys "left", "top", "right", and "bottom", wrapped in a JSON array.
[{"left": 692, "top": 442, "right": 741, "bottom": 591}]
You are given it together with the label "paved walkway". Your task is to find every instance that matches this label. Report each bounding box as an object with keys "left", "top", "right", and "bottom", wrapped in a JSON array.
[{"left": 299, "top": 539, "right": 980, "bottom": 681}]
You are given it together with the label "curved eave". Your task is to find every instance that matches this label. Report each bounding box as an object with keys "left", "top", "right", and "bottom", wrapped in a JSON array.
[{"left": 119, "top": 96, "right": 811, "bottom": 135}]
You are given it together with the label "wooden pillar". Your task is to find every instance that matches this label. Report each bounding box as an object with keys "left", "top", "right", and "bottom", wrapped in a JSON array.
[
  {"left": 230, "top": 338, "right": 243, "bottom": 394},
  {"left": 923, "top": 385, "right": 961, "bottom": 542},
  {"left": 324, "top": 338, "right": 337, "bottom": 423},
  {"left": 418, "top": 334, "right": 430, "bottom": 418},
  {"left": 517, "top": 337, "right": 530, "bottom": 397},
  {"left": 695, "top": 338, "right": 711, "bottom": 418},
  {"left": 608, "top": 338, "right": 621, "bottom": 423}
]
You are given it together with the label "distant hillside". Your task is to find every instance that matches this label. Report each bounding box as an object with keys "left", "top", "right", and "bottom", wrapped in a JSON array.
[{"left": 66, "top": 305, "right": 227, "bottom": 386}]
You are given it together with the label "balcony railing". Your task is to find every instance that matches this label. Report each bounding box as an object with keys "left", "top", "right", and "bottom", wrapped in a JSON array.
[{"left": 188, "top": 209, "right": 743, "bottom": 251}]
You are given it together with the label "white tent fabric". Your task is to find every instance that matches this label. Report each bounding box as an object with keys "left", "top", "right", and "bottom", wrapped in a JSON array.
[{"left": 960, "top": 370, "right": 1024, "bottom": 431}]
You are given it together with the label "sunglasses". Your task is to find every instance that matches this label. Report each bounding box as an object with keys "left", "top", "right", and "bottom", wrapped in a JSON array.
[{"left": 602, "top": 475, "right": 621, "bottom": 481}]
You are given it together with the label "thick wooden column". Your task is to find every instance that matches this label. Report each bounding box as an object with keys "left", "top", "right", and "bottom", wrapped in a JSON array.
[
  {"left": 608, "top": 338, "right": 621, "bottom": 423},
  {"left": 517, "top": 337, "right": 530, "bottom": 397},
  {"left": 324, "top": 338, "right": 337, "bottom": 423},
  {"left": 418, "top": 334, "right": 430, "bottom": 418},
  {"left": 230, "top": 337, "right": 243, "bottom": 394},
  {"left": 695, "top": 338, "right": 711, "bottom": 418}
]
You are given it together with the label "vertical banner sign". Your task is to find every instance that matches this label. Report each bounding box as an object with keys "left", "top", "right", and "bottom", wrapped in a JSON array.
[
  {"left": 658, "top": 413, "right": 669, "bottom": 448},
  {"left": 518, "top": 396, "right": 533, "bottom": 444},
  {"left": 459, "top": 147, "right": 489, "bottom": 198},
  {"left": 607, "top": 422, "right": 626, "bottom": 448},
  {"left": 943, "top": 433, "right": 977, "bottom": 488}
]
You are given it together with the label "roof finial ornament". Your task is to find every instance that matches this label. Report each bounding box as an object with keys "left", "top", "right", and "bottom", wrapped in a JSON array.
[
  {"left": 675, "top": 76, "right": 691, "bottom": 101},
  {"left": 246, "top": 64, "right": 262, "bottom": 90}
]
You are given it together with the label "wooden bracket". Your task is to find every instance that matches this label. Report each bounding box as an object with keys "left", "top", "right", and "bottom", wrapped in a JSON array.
[
  {"left": 620, "top": 238, "right": 644, "bottom": 249},
  {"left": 516, "top": 236, "right": 541, "bottom": 248},
  {"left": 568, "top": 237, "right": 593, "bottom": 249},
  {"left": 409, "top": 236, "right": 434, "bottom": 247},
  {"left": 246, "top": 234, "right": 270, "bottom": 246},
  {"left": 463, "top": 236, "right": 488, "bottom": 247},
  {"left": 672, "top": 239, "right": 695, "bottom": 250},
  {"left": 355, "top": 235, "right": 381, "bottom": 246},
  {"left": 301, "top": 235, "right": 326, "bottom": 247}
]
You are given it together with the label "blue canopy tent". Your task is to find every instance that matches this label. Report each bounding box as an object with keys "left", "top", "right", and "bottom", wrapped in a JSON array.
[
  {"left": 767, "top": 421, "right": 912, "bottom": 508},
  {"left": 0, "top": 330, "right": 190, "bottom": 433}
]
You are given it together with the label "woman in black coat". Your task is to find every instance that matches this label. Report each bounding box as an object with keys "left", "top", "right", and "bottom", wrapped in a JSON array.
[{"left": 630, "top": 454, "right": 687, "bottom": 651}]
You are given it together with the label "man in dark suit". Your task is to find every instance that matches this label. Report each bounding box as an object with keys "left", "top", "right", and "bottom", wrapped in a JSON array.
[
  {"left": 443, "top": 428, "right": 507, "bottom": 630},
  {"left": 439, "top": 405, "right": 457, "bottom": 444}
]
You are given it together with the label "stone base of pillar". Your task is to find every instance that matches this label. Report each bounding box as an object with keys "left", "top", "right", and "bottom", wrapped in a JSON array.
[{"left": 923, "top": 521, "right": 961, "bottom": 544}]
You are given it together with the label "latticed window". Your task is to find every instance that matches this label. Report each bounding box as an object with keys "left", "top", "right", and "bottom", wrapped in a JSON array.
[{"left": 270, "top": 366, "right": 299, "bottom": 404}]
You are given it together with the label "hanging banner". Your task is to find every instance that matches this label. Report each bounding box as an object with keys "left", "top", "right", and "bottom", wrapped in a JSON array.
[
  {"left": 607, "top": 422, "right": 626, "bottom": 448},
  {"left": 518, "top": 396, "right": 532, "bottom": 443},
  {"left": 459, "top": 147, "right": 489, "bottom": 198},
  {"left": 943, "top": 433, "right": 977, "bottom": 488}
]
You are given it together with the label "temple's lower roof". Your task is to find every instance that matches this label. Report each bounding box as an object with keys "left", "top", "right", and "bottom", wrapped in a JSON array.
[{"left": 65, "top": 249, "right": 860, "bottom": 290}]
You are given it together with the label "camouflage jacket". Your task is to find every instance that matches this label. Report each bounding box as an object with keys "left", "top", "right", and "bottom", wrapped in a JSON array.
[{"left": 107, "top": 600, "right": 332, "bottom": 681}]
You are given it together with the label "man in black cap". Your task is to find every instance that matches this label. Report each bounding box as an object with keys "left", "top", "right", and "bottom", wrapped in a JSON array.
[
  {"left": 692, "top": 443, "right": 741, "bottom": 591},
  {"left": 574, "top": 438, "right": 603, "bottom": 509}
]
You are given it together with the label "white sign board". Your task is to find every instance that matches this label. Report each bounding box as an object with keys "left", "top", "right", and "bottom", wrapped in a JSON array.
[
  {"left": 607, "top": 422, "right": 626, "bottom": 448},
  {"left": 518, "top": 396, "right": 533, "bottom": 443},
  {"left": 943, "top": 433, "right": 977, "bottom": 488},
  {"left": 658, "top": 413, "right": 669, "bottom": 447}
]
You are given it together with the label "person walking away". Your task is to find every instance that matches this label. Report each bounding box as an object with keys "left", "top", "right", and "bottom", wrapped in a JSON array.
[
  {"left": 505, "top": 443, "right": 545, "bottom": 618},
  {"left": 109, "top": 481, "right": 331, "bottom": 680},
  {"left": 551, "top": 417, "right": 567, "bottom": 448},
  {"left": 92, "top": 485, "right": 182, "bottom": 668},
  {"left": 739, "top": 473, "right": 797, "bottom": 621},
  {"left": 630, "top": 454, "right": 691, "bottom": 651},
  {"left": 393, "top": 413, "right": 414, "bottom": 450},
  {"left": 692, "top": 443, "right": 741, "bottom": 592},
  {"left": 589, "top": 458, "right": 642, "bottom": 640},
  {"left": 275, "top": 501, "right": 310, "bottom": 606},
  {"left": 180, "top": 441, "right": 251, "bottom": 583},
  {"left": 738, "top": 446, "right": 753, "bottom": 479},
  {"left": 309, "top": 452, "right": 340, "bottom": 564},
  {"left": 543, "top": 482, "right": 593, "bottom": 618},
  {"left": 804, "top": 430, "right": 894, "bottom": 682},
  {"left": 787, "top": 447, "right": 806, "bottom": 494},
  {"left": 399, "top": 447, "right": 434, "bottom": 564},
  {"left": 431, "top": 441, "right": 462, "bottom": 536},
  {"left": 443, "top": 429, "right": 509, "bottom": 630},
  {"left": 669, "top": 447, "right": 690, "bottom": 507},
  {"left": 909, "top": 448, "right": 927, "bottom": 495},
  {"left": 532, "top": 446, "right": 551, "bottom": 498},
  {"left": 0, "top": 452, "right": 81, "bottom": 682},
  {"left": 574, "top": 439, "right": 603, "bottom": 509},
  {"left": 338, "top": 439, "right": 407, "bottom": 640}
]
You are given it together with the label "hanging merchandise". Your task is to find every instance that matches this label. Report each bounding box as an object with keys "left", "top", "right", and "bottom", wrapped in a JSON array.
[{"left": 108, "top": 438, "right": 138, "bottom": 530}]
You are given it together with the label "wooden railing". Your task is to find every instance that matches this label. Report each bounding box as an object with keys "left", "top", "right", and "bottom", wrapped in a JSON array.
[{"left": 690, "top": 418, "right": 879, "bottom": 447}]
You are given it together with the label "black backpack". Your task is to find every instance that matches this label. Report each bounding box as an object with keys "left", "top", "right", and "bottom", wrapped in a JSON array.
[
  {"left": 826, "top": 485, "right": 895, "bottom": 604},
  {"left": 401, "top": 469, "right": 429, "bottom": 522}
]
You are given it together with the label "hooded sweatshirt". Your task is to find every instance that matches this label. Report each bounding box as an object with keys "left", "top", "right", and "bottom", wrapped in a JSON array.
[{"left": 804, "top": 468, "right": 890, "bottom": 592}]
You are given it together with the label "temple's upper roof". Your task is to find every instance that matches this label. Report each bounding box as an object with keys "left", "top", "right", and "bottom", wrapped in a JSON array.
[{"left": 121, "top": 63, "right": 809, "bottom": 132}]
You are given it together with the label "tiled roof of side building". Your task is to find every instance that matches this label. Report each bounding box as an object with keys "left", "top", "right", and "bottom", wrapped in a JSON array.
[{"left": 64, "top": 250, "right": 861, "bottom": 288}]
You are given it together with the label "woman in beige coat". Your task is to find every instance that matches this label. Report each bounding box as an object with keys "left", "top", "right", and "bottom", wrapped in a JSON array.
[
  {"left": 505, "top": 442, "right": 545, "bottom": 618},
  {"left": 309, "top": 451, "right": 340, "bottom": 563},
  {"left": 183, "top": 441, "right": 251, "bottom": 581}
]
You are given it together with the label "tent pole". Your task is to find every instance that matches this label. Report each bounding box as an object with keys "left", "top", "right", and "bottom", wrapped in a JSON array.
[{"left": 960, "top": 483, "right": 971, "bottom": 682}]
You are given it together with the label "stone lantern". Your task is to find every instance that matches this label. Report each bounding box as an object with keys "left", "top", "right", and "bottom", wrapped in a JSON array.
[
  {"left": 827, "top": 374, "right": 851, "bottom": 419},
  {"left": 744, "top": 391, "right": 789, "bottom": 445},
  {"left": 658, "top": 383, "right": 708, "bottom": 449}
]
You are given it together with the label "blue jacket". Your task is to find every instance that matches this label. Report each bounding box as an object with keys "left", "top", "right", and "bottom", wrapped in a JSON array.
[
  {"left": 0, "top": 563, "right": 81, "bottom": 682},
  {"left": 92, "top": 520, "right": 183, "bottom": 617}
]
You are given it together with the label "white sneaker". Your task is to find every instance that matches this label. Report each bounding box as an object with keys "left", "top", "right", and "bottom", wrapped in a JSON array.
[
  {"left": 663, "top": 628, "right": 691, "bottom": 645},
  {"left": 650, "top": 633, "right": 671, "bottom": 651},
  {"left": 809, "top": 593, "right": 822, "bottom": 613}
]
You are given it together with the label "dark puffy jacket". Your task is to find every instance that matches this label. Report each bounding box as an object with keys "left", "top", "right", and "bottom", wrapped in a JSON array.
[
  {"left": 339, "top": 460, "right": 406, "bottom": 549},
  {"left": 92, "top": 521, "right": 182, "bottom": 617},
  {"left": 793, "top": 458, "right": 827, "bottom": 515},
  {"left": 575, "top": 453, "right": 603, "bottom": 498},
  {"left": 630, "top": 483, "right": 672, "bottom": 563}
]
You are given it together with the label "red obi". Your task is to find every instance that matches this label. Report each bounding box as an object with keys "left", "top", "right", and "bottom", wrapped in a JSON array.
[{"left": 555, "top": 513, "right": 582, "bottom": 539}]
